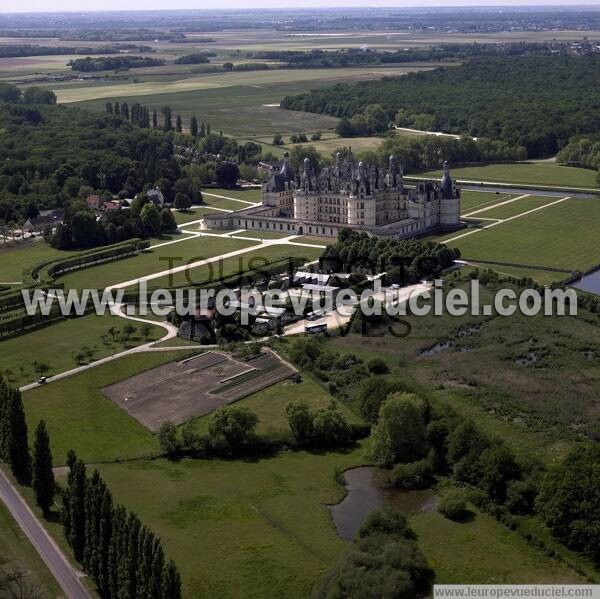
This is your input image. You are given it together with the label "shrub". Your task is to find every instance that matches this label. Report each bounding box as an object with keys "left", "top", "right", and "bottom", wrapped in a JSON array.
[
  {"left": 367, "top": 357, "right": 389, "bottom": 375},
  {"left": 506, "top": 480, "right": 538, "bottom": 515},
  {"left": 438, "top": 490, "right": 468, "bottom": 521},
  {"left": 390, "top": 458, "right": 434, "bottom": 490}
]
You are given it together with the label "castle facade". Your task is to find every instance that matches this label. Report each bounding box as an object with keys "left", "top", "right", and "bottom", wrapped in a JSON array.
[{"left": 202, "top": 151, "right": 462, "bottom": 239}]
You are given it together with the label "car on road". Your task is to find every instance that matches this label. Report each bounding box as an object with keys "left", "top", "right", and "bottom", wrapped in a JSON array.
[{"left": 37, "top": 376, "right": 47, "bottom": 385}]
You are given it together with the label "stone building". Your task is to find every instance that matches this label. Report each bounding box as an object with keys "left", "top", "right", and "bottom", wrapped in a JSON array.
[{"left": 203, "top": 151, "right": 461, "bottom": 239}]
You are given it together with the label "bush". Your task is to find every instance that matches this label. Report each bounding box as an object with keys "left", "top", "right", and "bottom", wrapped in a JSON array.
[
  {"left": 367, "top": 357, "right": 389, "bottom": 375},
  {"left": 390, "top": 458, "right": 434, "bottom": 490},
  {"left": 438, "top": 490, "right": 468, "bottom": 521},
  {"left": 506, "top": 480, "right": 538, "bottom": 515},
  {"left": 208, "top": 406, "right": 258, "bottom": 452},
  {"left": 358, "top": 377, "right": 405, "bottom": 423},
  {"left": 358, "top": 508, "right": 414, "bottom": 540}
]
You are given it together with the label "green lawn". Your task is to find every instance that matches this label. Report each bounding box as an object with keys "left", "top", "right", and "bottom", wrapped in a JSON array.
[
  {"left": 146, "top": 243, "right": 322, "bottom": 289},
  {"left": 0, "top": 239, "right": 75, "bottom": 285},
  {"left": 94, "top": 444, "right": 368, "bottom": 599},
  {"left": 174, "top": 207, "right": 227, "bottom": 225},
  {"left": 449, "top": 198, "right": 600, "bottom": 271},
  {"left": 0, "top": 312, "right": 163, "bottom": 387},
  {"left": 460, "top": 190, "right": 518, "bottom": 215},
  {"left": 417, "top": 162, "right": 598, "bottom": 190},
  {"left": 469, "top": 195, "right": 561, "bottom": 220},
  {"left": 0, "top": 497, "right": 62, "bottom": 597},
  {"left": 232, "top": 230, "right": 291, "bottom": 240},
  {"left": 411, "top": 507, "right": 583, "bottom": 584},
  {"left": 58, "top": 236, "right": 257, "bottom": 289},
  {"left": 22, "top": 351, "right": 192, "bottom": 464}
]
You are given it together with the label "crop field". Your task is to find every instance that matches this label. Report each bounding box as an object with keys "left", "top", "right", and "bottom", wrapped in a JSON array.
[
  {"left": 103, "top": 350, "right": 296, "bottom": 432},
  {"left": 67, "top": 64, "right": 437, "bottom": 137},
  {"left": 416, "top": 162, "right": 599, "bottom": 190},
  {"left": 93, "top": 445, "right": 367, "bottom": 599},
  {"left": 58, "top": 235, "right": 258, "bottom": 290},
  {"left": 448, "top": 198, "right": 600, "bottom": 272},
  {"left": 0, "top": 312, "right": 163, "bottom": 387}
]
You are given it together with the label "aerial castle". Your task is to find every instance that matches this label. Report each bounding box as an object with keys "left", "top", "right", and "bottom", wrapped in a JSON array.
[{"left": 203, "top": 150, "right": 461, "bottom": 239}]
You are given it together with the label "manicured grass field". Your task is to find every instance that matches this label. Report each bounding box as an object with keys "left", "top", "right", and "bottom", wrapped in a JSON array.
[
  {"left": 58, "top": 236, "right": 257, "bottom": 289},
  {"left": 411, "top": 507, "right": 583, "bottom": 584},
  {"left": 232, "top": 230, "right": 291, "bottom": 240},
  {"left": 0, "top": 496, "right": 62, "bottom": 597},
  {"left": 449, "top": 198, "right": 600, "bottom": 271},
  {"left": 0, "top": 312, "right": 163, "bottom": 387},
  {"left": 460, "top": 190, "right": 517, "bottom": 215},
  {"left": 22, "top": 351, "right": 193, "bottom": 464},
  {"left": 146, "top": 242, "right": 323, "bottom": 289},
  {"left": 94, "top": 444, "right": 367, "bottom": 599},
  {"left": 0, "top": 239, "right": 75, "bottom": 284},
  {"left": 417, "top": 162, "right": 598, "bottom": 190},
  {"left": 174, "top": 207, "right": 226, "bottom": 225},
  {"left": 469, "top": 195, "right": 562, "bottom": 220}
]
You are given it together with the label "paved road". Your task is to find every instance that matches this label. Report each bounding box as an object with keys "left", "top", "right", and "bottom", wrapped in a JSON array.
[{"left": 0, "top": 469, "right": 91, "bottom": 599}]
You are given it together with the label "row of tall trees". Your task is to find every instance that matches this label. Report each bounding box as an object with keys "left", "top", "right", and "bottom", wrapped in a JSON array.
[
  {"left": 62, "top": 451, "right": 182, "bottom": 598},
  {"left": 105, "top": 102, "right": 211, "bottom": 137}
]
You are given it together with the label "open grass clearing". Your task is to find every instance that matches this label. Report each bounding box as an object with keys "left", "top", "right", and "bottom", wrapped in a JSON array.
[
  {"left": 231, "top": 230, "right": 291, "bottom": 240},
  {"left": 411, "top": 507, "right": 584, "bottom": 584},
  {"left": 417, "top": 162, "right": 598, "bottom": 190},
  {"left": 58, "top": 235, "right": 258, "bottom": 290},
  {"left": 22, "top": 351, "right": 193, "bottom": 464},
  {"left": 92, "top": 443, "right": 367, "bottom": 599},
  {"left": 449, "top": 198, "right": 600, "bottom": 272},
  {"left": 0, "top": 312, "right": 163, "bottom": 387},
  {"left": 174, "top": 206, "right": 228, "bottom": 225},
  {"left": 205, "top": 187, "right": 262, "bottom": 203}
]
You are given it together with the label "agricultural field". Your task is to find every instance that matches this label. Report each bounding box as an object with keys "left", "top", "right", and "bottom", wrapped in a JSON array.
[
  {"left": 0, "top": 312, "right": 163, "bottom": 387},
  {"left": 416, "top": 162, "right": 599, "bottom": 190}
]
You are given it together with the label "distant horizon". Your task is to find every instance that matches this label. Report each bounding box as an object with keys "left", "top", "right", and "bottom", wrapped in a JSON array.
[{"left": 2, "top": 1, "right": 600, "bottom": 15}]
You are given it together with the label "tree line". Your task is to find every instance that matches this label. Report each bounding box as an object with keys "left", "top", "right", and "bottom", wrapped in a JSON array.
[
  {"left": 281, "top": 55, "right": 600, "bottom": 158},
  {"left": 69, "top": 56, "right": 164, "bottom": 72}
]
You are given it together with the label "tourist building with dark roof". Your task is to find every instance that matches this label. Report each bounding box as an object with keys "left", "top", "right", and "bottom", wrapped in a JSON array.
[{"left": 202, "top": 150, "right": 462, "bottom": 238}]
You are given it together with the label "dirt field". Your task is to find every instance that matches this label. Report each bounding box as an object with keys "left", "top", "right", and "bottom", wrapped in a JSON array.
[{"left": 102, "top": 349, "right": 296, "bottom": 431}]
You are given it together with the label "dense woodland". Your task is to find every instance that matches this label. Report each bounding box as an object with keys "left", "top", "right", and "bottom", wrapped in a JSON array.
[
  {"left": 69, "top": 56, "right": 164, "bottom": 71},
  {"left": 282, "top": 55, "right": 600, "bottom": 158}
]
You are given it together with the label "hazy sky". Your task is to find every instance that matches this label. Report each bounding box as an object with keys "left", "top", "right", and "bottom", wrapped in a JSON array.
[{"left": 4, "top": 1, "right": 600, "bottom": 13}]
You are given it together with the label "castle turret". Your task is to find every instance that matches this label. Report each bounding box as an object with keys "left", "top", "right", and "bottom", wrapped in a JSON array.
[{"left": 440, "top": 161, "right": 453, "bottom": 199}]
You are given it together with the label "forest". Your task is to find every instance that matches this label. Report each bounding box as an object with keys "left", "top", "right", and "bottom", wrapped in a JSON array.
[
  {"left": 68, "top": 56, "right": 164, "bottom": 72},
  {"left": 281, "top": 55, "right": 600, "bottom": 158}
]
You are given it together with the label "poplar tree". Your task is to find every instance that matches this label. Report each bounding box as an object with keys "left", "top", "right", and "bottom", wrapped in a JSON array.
[
  {"left": 6, "top": 387, "right": 31, "bottom": 484},
  {"left": 190, "top": 116, "right": 198, "bottom": 137},
  {"left": 175, "top": 115, "right": 182, "bottom": 133},
  {"left": 162, "top": 560, "right": 182, "bottom": 599},
  {"left": 152, "top": 109, "right": 158, "bottom": 129},
  {"left": 200, "top": 121, "right": 206, "bottom": 137},
  {"left": 106, "top": 102, "right": 113, "bottom": 115},
  {"left": 66, "top": 459, "right": 87, "bottom": 562},
  {"left": 32, "top": 420, "right": 54, "bottom": 515},
  {"left": 121, "top": 103, "right": 129, "bottom": 121}
]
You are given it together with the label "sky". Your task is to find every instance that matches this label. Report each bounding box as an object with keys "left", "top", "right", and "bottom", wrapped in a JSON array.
[{"left": 3, "top": 1, "right": 600, "bottom": 13}]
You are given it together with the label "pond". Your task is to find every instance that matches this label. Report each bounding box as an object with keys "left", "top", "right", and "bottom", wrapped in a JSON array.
[
  {"left": 571, "top": 269, "right": 600, "bottom": 295},
  {"left": 329, "top": 466, "right": 436, "bottom": 541}
]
